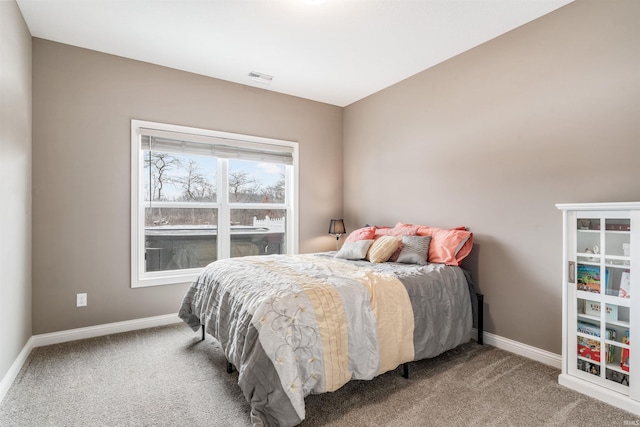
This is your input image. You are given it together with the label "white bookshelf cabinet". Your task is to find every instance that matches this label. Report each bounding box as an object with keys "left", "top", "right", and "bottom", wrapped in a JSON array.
[{"left": 557, "top": 202, "right": 640, "bottom": 415}]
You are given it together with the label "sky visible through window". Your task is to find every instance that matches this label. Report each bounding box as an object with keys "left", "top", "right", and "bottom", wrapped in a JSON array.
[
  {"left": 144, "top": 151, "right": 284, "bottom": 202},
  {"left": 231, "top": 159, "right": 284, "bottom": 187}
]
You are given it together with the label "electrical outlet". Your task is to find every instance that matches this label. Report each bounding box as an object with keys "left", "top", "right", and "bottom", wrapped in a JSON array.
[{"left": 76, "top": 293, "right": 87, "bottom": 307}]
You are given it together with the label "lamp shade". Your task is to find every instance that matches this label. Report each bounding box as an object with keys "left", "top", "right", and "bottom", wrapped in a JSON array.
[{"left": 328, "top": 219, "right": 346, "bottom": 236}]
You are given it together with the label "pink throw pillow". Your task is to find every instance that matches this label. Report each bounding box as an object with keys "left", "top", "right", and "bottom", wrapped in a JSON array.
[
  {"left": 416, "top": 228, "right": 472, "bottom": 266},
  {"left": 395, "top": 223, "right": 472, "bottom": 265},
  {"left": 345, "top": 226, "right": 376, "bottom": 243}
]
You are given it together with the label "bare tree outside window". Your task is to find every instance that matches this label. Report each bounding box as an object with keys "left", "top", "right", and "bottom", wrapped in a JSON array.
[
  {"left": 227, "top": 161, "right": 286, "bottom": 227},
  {"left": 174, "top": 159, "right": 216, "bottom": 202},
  {"left": 228, "top": 170, "right": 262, "bottom": 203},
  {"left": 263, "top": 174, "right": 285, "bottom": 203},
  {"left": 144, "top": 151, "right": 180, "bottom": 201}
]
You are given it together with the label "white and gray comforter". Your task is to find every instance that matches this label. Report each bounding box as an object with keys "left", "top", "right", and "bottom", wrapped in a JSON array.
[{"left": 178, "top": 253, "right": 474, "bottom": 426}]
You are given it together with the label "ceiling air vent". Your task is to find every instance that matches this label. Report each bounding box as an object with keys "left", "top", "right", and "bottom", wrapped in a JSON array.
[{"left": 248, "top": 71, "right": 273, "bottom": 85}]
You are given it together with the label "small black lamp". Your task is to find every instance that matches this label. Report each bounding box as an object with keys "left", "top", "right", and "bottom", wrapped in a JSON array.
[{"left": 328, "top": 219, "right": 346, "bottom": 250}]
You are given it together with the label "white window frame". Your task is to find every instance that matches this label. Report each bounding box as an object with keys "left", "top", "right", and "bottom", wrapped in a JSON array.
[{"left": 131, "top": 119, "right": 299, "bottom": 288}]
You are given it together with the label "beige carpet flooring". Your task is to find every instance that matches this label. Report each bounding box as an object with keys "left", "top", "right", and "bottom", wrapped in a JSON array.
[{"left": 1, "top": 323, "right": 638, "bottom": 426}]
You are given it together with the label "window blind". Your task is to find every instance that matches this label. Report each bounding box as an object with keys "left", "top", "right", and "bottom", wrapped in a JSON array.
[{"left": 139, "top": 128, "right": 294, "bottom": 165}]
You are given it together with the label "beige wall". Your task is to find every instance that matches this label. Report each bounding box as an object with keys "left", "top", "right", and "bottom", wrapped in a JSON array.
[
  {"left": 344, "top": 0, "right": 640, "bottom": 354},
  {"left": 0, "top": 1, "right": 32, "bottom": 382},
  {"left": 32, "top": 39, "right": 343, "bottom": 334}
]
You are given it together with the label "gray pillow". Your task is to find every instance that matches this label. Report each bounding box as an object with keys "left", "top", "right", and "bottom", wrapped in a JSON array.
[
  {"left": 396, "top": 235, "right": 432, "bottom": 265},
  {"left": 335, "top": 240, "right": 374, "bottom": 260}
]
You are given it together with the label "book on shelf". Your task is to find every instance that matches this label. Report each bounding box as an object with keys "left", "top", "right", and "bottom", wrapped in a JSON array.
[
  {"left": 577, "top": 321, "right": 600, "bottom": 337},
  {"left": 606, "top": 341, "right": 615, "bottom": 363},
  {"left": 577, "top": 337, "right": 601, "bottom": 362},
  {"left": 583, "top": 300, "right": 618, "bottom": 321},
  {"left": 577, "top": 359, "right": 600, "bottom": 376},
  {"left": 577, "top": 264, "right": 602, "bottom": 293},
  {"left": 576, "top": 321, "right": 617, "bottom": 341},
  {"left": 622, "top": 348, "right": 630, "bottom": 372},
  {"left": 619, "top": 270, "right": 630, "bottom": 298},
  {"left": 578, "top": 337, "right": 616, "bottom": 369},
  {"left": 606, "top": 369, "right": 629, "bottom": 385},
  {"left": 621, "top": 330, "right": 630, "bottom": 372}
]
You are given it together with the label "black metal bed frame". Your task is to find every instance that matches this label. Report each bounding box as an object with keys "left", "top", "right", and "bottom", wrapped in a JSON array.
[{"left": 200, "top": 292, "right": 484, "bottom": 379}]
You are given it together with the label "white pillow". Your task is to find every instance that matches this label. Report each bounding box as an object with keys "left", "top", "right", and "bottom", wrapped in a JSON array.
[{"left": 335, "top": 240, "right": 374, "bottom": 260}]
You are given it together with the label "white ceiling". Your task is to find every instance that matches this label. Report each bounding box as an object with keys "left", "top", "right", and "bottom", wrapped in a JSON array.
[{"left": 16, "top": 0, "right": 573, "bottom": 107}]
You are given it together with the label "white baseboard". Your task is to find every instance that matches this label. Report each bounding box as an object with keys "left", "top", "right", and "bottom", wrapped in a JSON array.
[
  {"left": 0, "top": 336, "right": 35, "bottom": 404},
  {"left": 0, "top": 313, "right": 181, "bottom": 404},
  {"left": 30, "top": 313, "right": 181, "bottom": 348},
  {"left": 474, "top": 328, "right": 562, "bottom": 369}
]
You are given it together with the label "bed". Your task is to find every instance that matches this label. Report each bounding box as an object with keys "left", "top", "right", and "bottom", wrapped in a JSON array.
[{"left": 178, "top": 224, "right": 482, "bottom": 426}]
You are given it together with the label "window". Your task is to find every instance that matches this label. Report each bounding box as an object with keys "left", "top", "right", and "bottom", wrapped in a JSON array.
[{"left": 131, "top": 120, "right": 298, "bottom": 287}]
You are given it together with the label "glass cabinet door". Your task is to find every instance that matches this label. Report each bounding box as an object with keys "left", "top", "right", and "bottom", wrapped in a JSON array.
[{"left": 574, "top": 215, "right": 631, "bottom": 394}]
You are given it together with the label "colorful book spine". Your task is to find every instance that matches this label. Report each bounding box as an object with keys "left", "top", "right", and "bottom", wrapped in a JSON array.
[
  {"left": 621, "top": 330, "right": 630, "bottom": 372},
  {"left": 606, "top": 342, "right": 615, "bottom": 363}
]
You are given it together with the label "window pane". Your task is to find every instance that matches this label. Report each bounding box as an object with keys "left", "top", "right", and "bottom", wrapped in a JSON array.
[
  {"left": 228, "top": 159, "right": 285, "bottom": 203},
  {"left": 145, "top": 207, "right": 218, "bottom": 272},
  {"left": 133, "top": 120, "right": 297, "bottom": 288},
  {"left": 144, "top": 151, "right": 216, "bottom": 202},
  {"left": 230, "top": 209, "right": 286, "bottom": 257}
]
